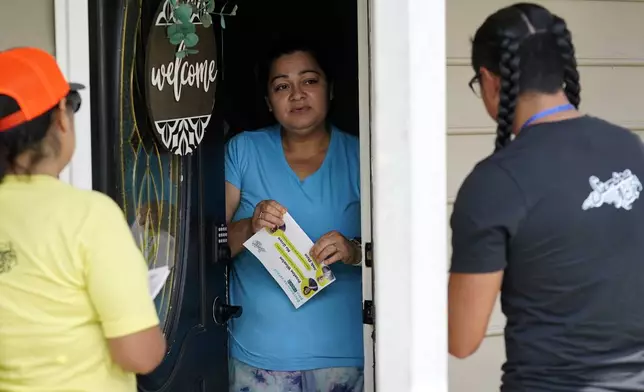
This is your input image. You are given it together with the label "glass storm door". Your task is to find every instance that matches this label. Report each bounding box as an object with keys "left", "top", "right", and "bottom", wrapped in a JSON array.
[{"left": 89, "top": 0, "right": 239, "bottom": 390}]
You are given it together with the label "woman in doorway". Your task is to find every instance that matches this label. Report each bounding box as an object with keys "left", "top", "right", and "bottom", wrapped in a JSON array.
[
  {"left": 0, "top": 47, "right": 166, "bottom": 391},
  {"left": 225, "top": 39, "right": 364, "bottom": 392},
  {"left": 448, "top": 3, "right": 644, "bottom": 391}
]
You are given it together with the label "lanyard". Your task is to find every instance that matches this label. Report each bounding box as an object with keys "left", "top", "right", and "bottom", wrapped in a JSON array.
[{"left": 520, "top": 103, "right": 575, "bottom": 130}]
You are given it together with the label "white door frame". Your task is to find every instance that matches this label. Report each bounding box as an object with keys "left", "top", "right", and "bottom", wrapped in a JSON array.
[
  {"left": 356, "top": 0, "right": 375, "bottom": 390},
  {"left": 370, "top": 0, "right": 448, "bottom": 391},
  {"left": 55, "top": 0, "right": 449, "bottom": 390},
  {"left": 54, "top": 0, "right": 93, "bottom": 190}
]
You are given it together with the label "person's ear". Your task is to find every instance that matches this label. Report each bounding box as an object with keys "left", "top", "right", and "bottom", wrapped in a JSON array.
[
  {"left": 479, "top": 67, "right": 502, "bottom": 120},
  {"left": 480, "top": 67, "right": 500, "bottom": 103},
  {"left": 329, "top": 82, "right": 334, "bottom": 101},
  {"left": 55, "top": 98, "right": 71, "bottom": 134},
  {"left": 265, "top": 96, "right": 273, "bottom": 112}
]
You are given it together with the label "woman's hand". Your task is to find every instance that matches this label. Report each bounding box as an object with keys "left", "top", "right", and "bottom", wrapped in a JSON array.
[
  {"left": 310, "top": 231, "right": 360, "bottom": 266},
  {"left": 252, "top": 200, "right": 287, "bottom": 233}
]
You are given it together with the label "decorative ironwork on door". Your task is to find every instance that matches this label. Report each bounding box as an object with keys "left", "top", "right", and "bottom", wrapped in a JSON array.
[
  {"left": 123, "top": 136, "right": 182, "bottom": 328},
  {"left": 113, "top": 0, "right": 187, "bottom": 331},
  {"left": 91, "top": 0, "right": 237, "bottom": 389}
]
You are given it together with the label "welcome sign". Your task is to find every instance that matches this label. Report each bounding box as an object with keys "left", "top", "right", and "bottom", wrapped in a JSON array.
[{"left": 146, "top": 0, "right": 218, "bottom": 155}]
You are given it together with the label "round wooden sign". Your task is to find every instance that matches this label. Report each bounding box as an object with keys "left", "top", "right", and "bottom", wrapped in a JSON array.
[{"left": 145, "top": 0, "right": 218, "bottom": 155}]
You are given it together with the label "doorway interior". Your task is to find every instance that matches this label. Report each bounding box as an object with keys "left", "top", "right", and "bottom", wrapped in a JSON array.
[
  {"left": 197, "top": 0, "right": 369, "bottom": 385},
  {"left": 210, "top": 0, "right": 359, "bottom": 139}
]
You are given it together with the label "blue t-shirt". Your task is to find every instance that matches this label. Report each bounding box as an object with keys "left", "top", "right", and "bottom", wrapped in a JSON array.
[{"left": 225, "top": 125, "right": 364, "bottom": 371}]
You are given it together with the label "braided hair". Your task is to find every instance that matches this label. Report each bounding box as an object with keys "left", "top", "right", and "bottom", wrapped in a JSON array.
[
  {"left": 471, "top": 3, "right": 581, "bottom": 152},
  {"left": 495, "top": 34, "right": 521, "bottom": 151},
  {"left": 551, "top": 15, "right": 581, "bottom": 109}
]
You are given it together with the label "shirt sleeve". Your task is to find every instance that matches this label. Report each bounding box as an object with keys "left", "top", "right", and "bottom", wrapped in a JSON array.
[
  {"left": 225, "top": 132, "right": 248, "bottom": 189},
  {"left": 80, "top": 193, "right": 160, "bottom": 338},
  {"left": 450, "top": 160, "right": 527, "bottom": 274}
]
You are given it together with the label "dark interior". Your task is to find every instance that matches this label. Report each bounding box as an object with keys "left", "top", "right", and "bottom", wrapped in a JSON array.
[{"left": 206, "top": 0, "right": 360, "bottom": 145}]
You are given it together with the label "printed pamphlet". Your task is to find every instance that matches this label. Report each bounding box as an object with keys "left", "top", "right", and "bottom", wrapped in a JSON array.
[
  {"left": 243, "top": 212, "right": 336, "bottom": 309},
  {"left": 149, "top": 265, "right": 171, "bottom": 300}
]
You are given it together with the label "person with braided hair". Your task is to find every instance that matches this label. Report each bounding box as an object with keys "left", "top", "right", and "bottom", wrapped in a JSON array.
[{"left": 448, "top": 3, "right": 644, "bottom": 391}]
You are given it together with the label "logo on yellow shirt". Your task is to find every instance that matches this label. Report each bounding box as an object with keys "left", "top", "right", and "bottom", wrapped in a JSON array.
[{"left": 0, "top": 242, "right": 17, "bottom": 274}]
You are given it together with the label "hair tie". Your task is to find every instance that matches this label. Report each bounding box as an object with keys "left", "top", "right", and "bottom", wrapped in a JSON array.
[{"left": 517, "top": 10, "right": 547, "bottom": 37}]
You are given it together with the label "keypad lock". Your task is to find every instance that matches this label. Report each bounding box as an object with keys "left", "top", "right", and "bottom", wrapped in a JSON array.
[{"left": 212, "top": 223, "right": 231, "bottom": 264}]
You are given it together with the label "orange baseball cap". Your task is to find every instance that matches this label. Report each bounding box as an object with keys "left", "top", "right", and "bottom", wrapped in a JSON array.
[{"left": 0, "top": 47, "right": 84, "bottom": 133}]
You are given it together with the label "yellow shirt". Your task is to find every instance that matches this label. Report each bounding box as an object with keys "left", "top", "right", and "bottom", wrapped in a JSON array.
[{"left": 0, "top": 175, "right": 160, "bottom": 392}]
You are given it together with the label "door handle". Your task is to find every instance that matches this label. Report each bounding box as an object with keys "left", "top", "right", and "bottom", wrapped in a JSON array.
[{"left": 212, "top": 296, "right": 243, "bottom": 325}]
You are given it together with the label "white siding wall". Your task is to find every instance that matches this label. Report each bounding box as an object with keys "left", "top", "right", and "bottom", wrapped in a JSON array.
[
  {"left": 0, "top": 0, "right": 55, "bottom": 54},
  {"left": 447, "top": 1, "right": 644, "bottom": 391}
]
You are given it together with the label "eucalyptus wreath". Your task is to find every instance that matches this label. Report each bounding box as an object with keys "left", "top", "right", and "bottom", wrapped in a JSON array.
[{"left": 166, "top": 0, "right": 216, "bottom": 58}]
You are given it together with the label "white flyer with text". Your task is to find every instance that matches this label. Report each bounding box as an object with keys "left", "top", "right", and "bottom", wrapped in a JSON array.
[{"left": 243, "top": 212, "right": 336, "bottom": 309}]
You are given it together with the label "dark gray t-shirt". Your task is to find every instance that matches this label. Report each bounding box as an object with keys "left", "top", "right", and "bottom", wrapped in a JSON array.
[{"left": 451, "top": 116, "right": 644, "bottom": 391}]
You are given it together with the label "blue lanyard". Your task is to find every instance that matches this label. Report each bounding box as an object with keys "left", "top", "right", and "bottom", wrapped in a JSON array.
[{"left": 520, "top": 104, "right": 575, "bottom": 130}]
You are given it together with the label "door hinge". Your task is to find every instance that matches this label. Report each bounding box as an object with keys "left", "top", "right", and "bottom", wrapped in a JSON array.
[
  {"left": 363, "top": 300, "right": 375, "bottom": 325},
  {"left": 364, "top": 242, "right": 373, "bottom": 268}
]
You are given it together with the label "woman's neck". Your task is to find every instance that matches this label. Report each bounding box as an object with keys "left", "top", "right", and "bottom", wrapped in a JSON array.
[
  {"left": 8, "top": 154, "right": 61, "bottom": 178},
  {"left": 281, "top": 124, "right": 330, "bottom": 156},
  {"left": 513, "top": 91, "right": 581, "bottom": 134}
]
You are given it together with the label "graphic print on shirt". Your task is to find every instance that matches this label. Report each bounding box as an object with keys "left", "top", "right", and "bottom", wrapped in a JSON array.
[
  {"left": 0, "top": 241, "right": 17, "bottom": 274},
  {"left": 582, "top": 169, "right": 642, "bottom": 211}
]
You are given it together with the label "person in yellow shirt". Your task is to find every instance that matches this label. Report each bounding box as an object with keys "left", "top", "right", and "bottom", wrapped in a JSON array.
[{"left": 0, "top": 47, "right": 166, "bottom": 392}]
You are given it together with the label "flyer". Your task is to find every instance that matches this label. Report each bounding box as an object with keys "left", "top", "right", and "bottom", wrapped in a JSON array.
[
  {"left": 149, "top": 266, "right": 171, "bottom": 300},
  {"left": 243, "top": 212, "right": 336, "bottom": 309}
]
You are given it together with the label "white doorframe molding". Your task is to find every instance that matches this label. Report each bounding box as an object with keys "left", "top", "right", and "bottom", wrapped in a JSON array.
[
  {"left": 357, "top": 0, "right": 375, "bottom": 390},
  {"left": 371, "top": 0, "right": 448, "bottom": 390},
  {"left": 54, "top": 0, "right": 93, "bottom": 190}
]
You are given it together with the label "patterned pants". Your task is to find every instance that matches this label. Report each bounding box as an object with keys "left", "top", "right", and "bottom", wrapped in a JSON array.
[{"left": 229, "top": 358, "right": 364, "bottom": 392}]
